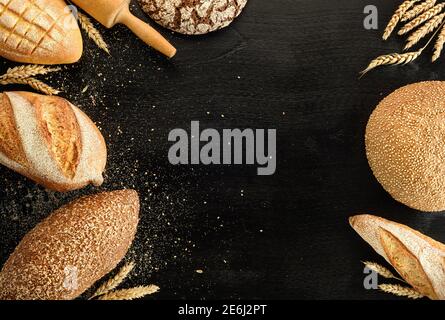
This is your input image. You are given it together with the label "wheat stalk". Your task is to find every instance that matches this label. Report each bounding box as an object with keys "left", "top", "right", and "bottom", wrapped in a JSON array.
[
  {"left": 362, "top": 261, "right": 405, "bottom": 282},
  {"left": 402, "top": 0, "right": 437, "bottom": 22},
  {"left": 97, "top": 285, "right": 160, "bottom": 300},
  {"left": 383, "top": 0, "right": 421, "bottom": 40},
  {"left": 405, "top": 13, "right": 445, "bottom": 49},
  {"left": 0, "top": 77, "right": 60, "bottom": 95},
  {"left": 0, "top": 65, "right": 61, "bottom": 79},
  {"left": 399, "top": 3, "right": 445, "bottom": 35},
  {"left": 379, "top": 284, "right": 424, "bottom": 299},
  {"left": 360, "top": 49, "right": 423, "bottom": 75},
  {"left": 432, "top": 23, "right": 445, "bottom": 61},
  {"left": 361, "top": 18, "right": 445, "bottom": 75},
  {"left": 90, "top": 261, "right": 135, "bottom": 299},
  {"left": 77, "top": 12, "right": 110, "bottom": 54}
]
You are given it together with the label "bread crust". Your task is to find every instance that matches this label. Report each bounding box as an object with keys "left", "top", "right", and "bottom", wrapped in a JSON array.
[
  {"left": 350, "top": 214, "right": 445, "bottom": 299},
  {"left": 0, "top": 189, "right": 140, "bottom": 300},
  {"left": 0, "top": 91, "right": 107, "bottom": 192},
  {"left": 139, "top": 0, "right": 248, "bottom": 35},
  {"left": 0, "top": 0, "right": 83, "bottom": 64},
  {"left": 366, "top": 81, "right": 445, "bottom": 212}
]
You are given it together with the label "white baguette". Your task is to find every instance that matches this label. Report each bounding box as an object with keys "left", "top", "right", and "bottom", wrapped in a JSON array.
[
  {"left": 350, "top": 214, "right": 445, "bottom": 300},
  {"left": 0, "top": 91, "right": 106, "bottom": 191}
]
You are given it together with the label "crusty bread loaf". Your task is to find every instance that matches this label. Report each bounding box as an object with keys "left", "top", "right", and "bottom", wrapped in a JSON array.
[
  {"left": 365, "top": 81, "right": 445, "bottom": 212},
  {"left": 349, "top": 214, "right": 445, "bottom": 300},
  {"left": 0, "top": 0, "right": 83, "bottom": 64},
  {"left": 139, "top": 0, "right": 248, "bottom": 35},
  {"left": 0, "top": 91, "right": 107, "bottom": 192},
  {"left": 0, "top": 189, "right": 140, "bottom": 300}
]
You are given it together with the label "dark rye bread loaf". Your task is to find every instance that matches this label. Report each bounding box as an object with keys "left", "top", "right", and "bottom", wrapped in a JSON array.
[
  {"left": 139, "top": 0, "right": 248, "bottom": 35},
  {"left": 0, "top": 190, "right": 139, "bottom": 300}
]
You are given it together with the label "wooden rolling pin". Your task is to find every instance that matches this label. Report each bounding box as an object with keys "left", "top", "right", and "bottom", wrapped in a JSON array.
[{"left": 71, "top": 0, "right": 176, "bottom": 58}]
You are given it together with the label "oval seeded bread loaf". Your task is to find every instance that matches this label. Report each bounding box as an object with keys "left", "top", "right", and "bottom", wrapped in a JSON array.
[
  {"left": 0, "top": 0, "right": 83, "bottom": 64},
  {"left": 0, "top": 189, "right": 140, "bottom": 300},
  {"left": 0, "top": 91, "right": 107, "bottom": 192}
]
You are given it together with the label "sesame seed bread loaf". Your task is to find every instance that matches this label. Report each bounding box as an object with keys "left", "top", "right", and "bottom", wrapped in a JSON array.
[
  {"left": 0, "top": 189, "right": 140, "bottom": 300},
  {"left": 0, "top": 0, "right": 83, "bottom": 64},
  {"left": 139, "top": 0, "right": 248, "bottom": 35},
  {"left": 0, "top": 91, "right": 106, "bottom": 192},
  {"left": 350, "top": 214, "right": 445, "bottom": 300},
  {"left": 366, "top": 81, "right": 445, "bottom": 212}
]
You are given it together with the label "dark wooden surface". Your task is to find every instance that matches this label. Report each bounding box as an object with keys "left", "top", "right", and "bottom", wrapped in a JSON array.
[{"left": 1, "top": 0, "right": 445, "bottom": 300}]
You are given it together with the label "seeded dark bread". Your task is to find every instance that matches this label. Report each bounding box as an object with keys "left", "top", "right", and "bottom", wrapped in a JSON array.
[
  {"left": 139, "top": 0, "right": 248, "bottom": 35},
  {"left": 0, "top": 190, "right": 139, "bottom": 300},
  {"left": 365, "top": 81, "right": 445, "bottom": 212}
]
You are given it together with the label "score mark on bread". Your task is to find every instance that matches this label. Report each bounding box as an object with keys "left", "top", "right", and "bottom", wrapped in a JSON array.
[
  {"left": 0, "top": 93, "right": 27, "bottom": 167},
  {"left": 35, "top": 97, "right": 81, "bottom": 179},
  {"left": 0, "top": 91, "right": 106, "bottom": 192}
]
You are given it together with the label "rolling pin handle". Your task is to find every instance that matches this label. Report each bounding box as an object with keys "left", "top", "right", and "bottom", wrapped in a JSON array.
[{"left": 117, "top": 8, "right": 176, "bottom": 58}]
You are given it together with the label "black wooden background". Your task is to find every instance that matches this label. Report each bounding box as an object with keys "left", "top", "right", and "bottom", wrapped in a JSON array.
[{"left": 1, "top": 0, "right": 445, "bottom": 300}]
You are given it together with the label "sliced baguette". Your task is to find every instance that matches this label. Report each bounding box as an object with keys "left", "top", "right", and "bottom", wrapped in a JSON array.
[{"left": 349, "top": 214, "right": 445, "bottom": 300}]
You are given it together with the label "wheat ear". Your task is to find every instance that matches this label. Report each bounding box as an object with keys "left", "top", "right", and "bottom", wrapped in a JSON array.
[
  {"left": 362, "top": 261, "right": 405, "bottom": 282},
  {"left": 77, "top": 12, "right": 110, "bottom": 54},
  {"left": 432, "top": 24, "right": 445, "bottom": 61},
  {"left": 0, "top": 77, "right": 60, "bottom": 95},
  {"left": 90, "top": 261, "right": 135, "bottom": 299},
  {"left": 379, "top": 284, "right": 424, "bottom": 299},
  {"left": 405, "top": 13, "right": 445, "bottom": 49},
  {"left": 360, "top": 50, "right": 423, "bottom": 76},
  {"left": 97, "top": 285, "right": 160, "bottom": 300},
  {"left": 399, "top": 3, "right": 445, "bottom": 35},
  {"left": 0, "top": 65, "right": 61, "bottom": 79},
  {"left": 361, "top": 18, "right": 445, "bottom": 75},
  {"left": 402, "top": 0, "right": 437, "bottom": 22},
  {"left": 383, "top": 0, "right": 421, "bottom": 40}
]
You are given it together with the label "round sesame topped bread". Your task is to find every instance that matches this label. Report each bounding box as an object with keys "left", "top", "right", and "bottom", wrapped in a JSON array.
[
  {"left": 0, "top": 91, "right": 107, "bottom": 192},
  {"left": 365, "top": 81, "right": 445, "bottom": 212},
  {"left": 0, "top": 189, "right": 140, "bottom": 300},
  {"left": 139, "top": 0, "right": 248, "bottom": 35},
  {"left": 0, "top": 0, "right": 83, "bottom": 64}
]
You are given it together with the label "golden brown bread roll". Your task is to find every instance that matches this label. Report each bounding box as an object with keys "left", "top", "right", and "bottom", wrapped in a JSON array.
[
  {"left": 0, "top": 189, "right": 140, "bottom": 300},
  {"left": 0, "top": 91, "right": 107, "bottom": 192},
  {"left": 366, "top": 81, "right": 445, "bottom": 212},
  {"left": 0, "top": 0, "right": 83, "bottom": 64},
  {"left": 350, "top": 214, "right": 445, "bottom": 300}
]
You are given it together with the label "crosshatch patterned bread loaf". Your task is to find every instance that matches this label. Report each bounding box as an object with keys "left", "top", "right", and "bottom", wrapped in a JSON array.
[
  {"left": 139, "top": 0, "right": 248, "bottom": 35},
  {"left": 350, "top": 214, "right": 445, "bottom": 300},
  {"left": 0, "top": 190, "right": 140, "bottom": 300},
  {"left": 0, "top": 0, "right": 83, "bottom": 64},
  {"left": 0, "top": 91, "right": 106, "bottom": 192}
]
